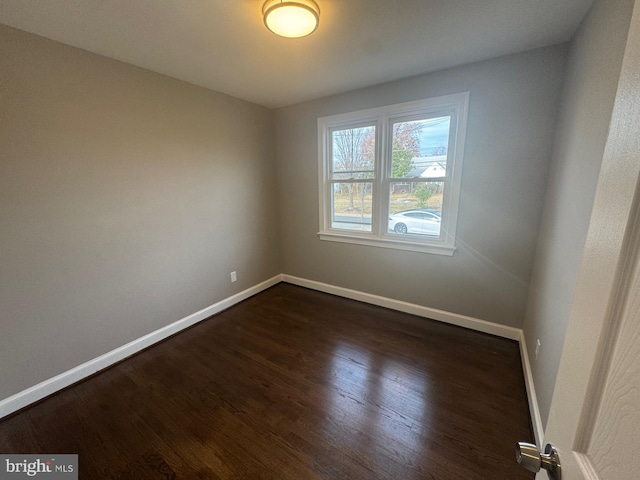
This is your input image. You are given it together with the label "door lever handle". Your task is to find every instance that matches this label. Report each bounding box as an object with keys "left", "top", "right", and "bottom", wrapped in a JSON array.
[{"left": 516, "top": 442, "right": 561, "bottom": 480}]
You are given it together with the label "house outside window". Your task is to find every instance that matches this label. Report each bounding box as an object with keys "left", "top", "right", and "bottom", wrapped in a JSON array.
[{"left": 317, "top": 92, "right": 469, "bottom": 255}]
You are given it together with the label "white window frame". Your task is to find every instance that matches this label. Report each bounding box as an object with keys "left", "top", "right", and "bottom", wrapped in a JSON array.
[{"left": 317, "top": 92, "right": 469, "bottom": 255}]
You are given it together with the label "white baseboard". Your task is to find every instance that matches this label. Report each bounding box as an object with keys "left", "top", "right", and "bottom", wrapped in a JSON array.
[
  {"left": 0, "top": 275, "right": 281, "bottom": 420},
  {"left": 519, "top": 331, "right": 545, "bottom": 446},
  {"left": 1, "top": 272, "right": 543, "bottom": 443},
  {"left": 282, "top": 274, "right": 521, "bottom": 340},
  {"left": 282, "top": 275, "right": 543, "bottom": 443}
]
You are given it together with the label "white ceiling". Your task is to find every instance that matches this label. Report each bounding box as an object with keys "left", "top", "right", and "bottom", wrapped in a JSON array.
[{"left": 0, "top": 0, "right": 594, "bottom": 108}]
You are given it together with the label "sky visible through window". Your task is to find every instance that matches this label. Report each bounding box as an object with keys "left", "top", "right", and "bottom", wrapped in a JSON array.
[{"left": 417, "top": 117, "right": 450, "bottom": 155}]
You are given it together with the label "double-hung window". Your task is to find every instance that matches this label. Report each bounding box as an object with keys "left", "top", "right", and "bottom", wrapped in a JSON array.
[{"left": 318, "top": 92, "right": 469, "bottom": 255}]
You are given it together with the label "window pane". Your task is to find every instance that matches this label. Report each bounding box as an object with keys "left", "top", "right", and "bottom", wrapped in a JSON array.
[
  {"left": 391, "top": 117, "right": 450, "bottom": 178},
  {"left": 388, "top": 181, "right": 443, "bottom": 236},
  {"left": 331, "top": 126, "right": 375, "bottom": 180},
  {"left": 331, "top": 182, "right": 373, "bottom": 232}
]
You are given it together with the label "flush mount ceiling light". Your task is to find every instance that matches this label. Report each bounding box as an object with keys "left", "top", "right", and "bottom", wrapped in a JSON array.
[{"left": 262, "top": 0, "right": 320, "bottom": 38}]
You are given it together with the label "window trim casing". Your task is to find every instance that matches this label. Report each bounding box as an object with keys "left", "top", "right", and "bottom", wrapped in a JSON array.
[{"left": 317, "top": 92, "right": 469, "bottom": 255}]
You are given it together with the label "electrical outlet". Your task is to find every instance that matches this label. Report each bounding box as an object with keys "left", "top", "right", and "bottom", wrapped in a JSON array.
[
  {"left": 230, "top": 271, "right": 237, "bottom": 283},
  {"left": 535, "top": 339, "right": 541, "bottom": 361}
]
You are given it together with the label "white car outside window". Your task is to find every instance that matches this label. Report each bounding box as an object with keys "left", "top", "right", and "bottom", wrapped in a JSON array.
[{"left": 388, "top": 210, "right": 441, "bottom": 236}]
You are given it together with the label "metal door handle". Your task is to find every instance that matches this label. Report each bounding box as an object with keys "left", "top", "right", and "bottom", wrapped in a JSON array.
[{"left": 516, "top": 442, "right": 561, "bottom": 480}]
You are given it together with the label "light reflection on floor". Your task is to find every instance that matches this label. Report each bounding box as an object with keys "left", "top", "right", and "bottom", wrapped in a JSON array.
[{"left": 323, "top": 341, "right": 432, "bottom": 476}]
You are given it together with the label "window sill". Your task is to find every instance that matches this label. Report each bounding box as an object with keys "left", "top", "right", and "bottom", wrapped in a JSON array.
[{"left": 318, "top": 232, "right": 456, "bottom": 256}]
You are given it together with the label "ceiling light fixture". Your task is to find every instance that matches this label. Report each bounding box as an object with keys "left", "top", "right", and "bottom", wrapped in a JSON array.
[{"left": 262, "top": 0, "right": 320, "bottom": 38}]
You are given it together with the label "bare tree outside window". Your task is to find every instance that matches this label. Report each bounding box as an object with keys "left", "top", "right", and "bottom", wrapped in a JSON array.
[{"left": 332, "top": 126, "right": 375, "bottom": 210}]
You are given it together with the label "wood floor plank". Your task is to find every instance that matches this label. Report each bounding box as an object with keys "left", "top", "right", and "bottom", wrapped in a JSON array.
[{"left": 0, "top": 283, "right": 534, "bottom": 479}]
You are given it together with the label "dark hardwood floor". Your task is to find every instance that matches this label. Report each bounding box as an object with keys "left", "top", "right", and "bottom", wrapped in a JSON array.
[{"left": 0, "top": 283, "right": 535, "bottom": 479}]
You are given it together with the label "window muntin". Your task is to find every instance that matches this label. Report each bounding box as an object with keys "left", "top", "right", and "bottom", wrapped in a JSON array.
[
  {"left": 328, "top": 125, "right": 376, "bottom": 231},
  {"left": 318, "top": 93, "right": 468, "bottom": 255}
]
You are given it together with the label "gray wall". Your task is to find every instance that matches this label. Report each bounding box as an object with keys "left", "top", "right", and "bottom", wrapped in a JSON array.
[
  {"left": 522, "top": 0, "right": 634, "bottom": 429},
  {"left": 274, "top": 46, "right": 567, "bottom": 328},
  {"left": 0, "top": 25, "right": 280, "bottom": 400}
]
